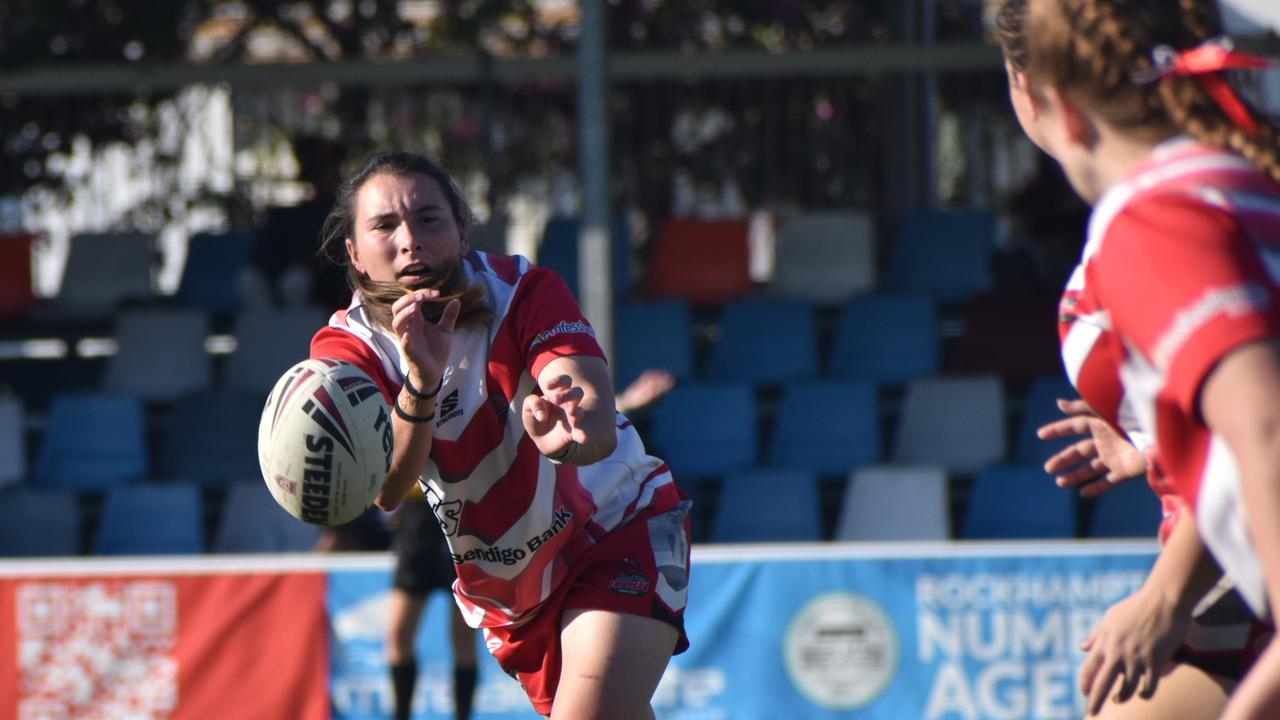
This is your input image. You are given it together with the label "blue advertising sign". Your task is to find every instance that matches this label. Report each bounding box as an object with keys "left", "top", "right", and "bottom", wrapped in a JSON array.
[{"left": 327, "top": 542, "right": 1158, "bottom": 720}]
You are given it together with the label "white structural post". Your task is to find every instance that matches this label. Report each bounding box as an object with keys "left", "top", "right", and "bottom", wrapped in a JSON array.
[{"left": 577, "top": 0, "right": 614, "bottom": 370}]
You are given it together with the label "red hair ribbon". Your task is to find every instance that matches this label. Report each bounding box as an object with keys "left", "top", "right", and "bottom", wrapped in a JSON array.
[{"left": 1132, "top": 38, "right": 1275, "bottom": 135}]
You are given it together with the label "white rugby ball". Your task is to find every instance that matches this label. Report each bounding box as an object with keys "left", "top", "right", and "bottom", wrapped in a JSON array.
[{"left": 258, "top": 358, "right": 392, "bottom": 526}]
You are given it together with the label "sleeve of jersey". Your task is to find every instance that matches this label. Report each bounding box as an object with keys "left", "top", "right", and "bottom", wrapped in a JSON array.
[
  {"left": 507, "top": 267, "right": 606, "bottom": 378},
  {"left": 310, "top": 325, "right": 397, "bottom": 405},
  {"left": 1090, "top": 195, "right": 1280, "bottom": 416}
]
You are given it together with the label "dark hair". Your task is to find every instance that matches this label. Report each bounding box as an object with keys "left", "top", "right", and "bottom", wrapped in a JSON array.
[
  {"left": 1024, "top": 0, "right": 1280, "bottom": 183},
  {"left": 319, "top": 151, "right": 490, "bottom": 330}
]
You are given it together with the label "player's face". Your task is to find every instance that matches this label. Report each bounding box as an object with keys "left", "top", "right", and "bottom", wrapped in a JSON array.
[{"left": 346, "top": 172, "right": 469, "bottom": 283}]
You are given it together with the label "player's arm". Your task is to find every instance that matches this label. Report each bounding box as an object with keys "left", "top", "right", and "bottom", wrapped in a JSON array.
[
  {"left": 378, "top": 290, "right": 461, "bottom": 511},
  {"left": 522, "top": 354, "right": 618, "bottom": 465},
  {"left": 1077, "top": 510, "right": 1221, "bottom": 713}
]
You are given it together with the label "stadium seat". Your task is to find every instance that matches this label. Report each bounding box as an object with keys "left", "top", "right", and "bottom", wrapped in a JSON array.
[
  {"left": 887, "top": 209, "right": 994, "bottom": 304},
  {"left": 828, "top": 293, "right": 939, "bottom": 386},
  {"left": 948, "top": 293, "right": 1063, "bottom": 382},
  {"left": 705, "top": 298, "right": 818, "bottom": 384},
  {"left": 834, "top": 464, "right": 950, "bottom": 541},
  {"left": 224, "top": 308, "right": 329, "bottom": 394},
  {"left": 643, "top": 219, "right": 755, "bottom": 306},
  {"left": 767, "top": 210, "right": 876, "bottom": 304},
  {"left": 175, "top": 230, "right": 253, "bottom": 316},
  {"left": 536, "top": 215, "right": 631, "bottom": 300},
  {"left": 39, "top": 232, "right": 156, "bottom": 320},
  {"left": 892, "top": 376, "right": 1006, "bottom": 474},
  {"left": 1013, "top": 374, "right": 1078, "bottom": 467},
  {"left": 1088, "top": 478, "right": 1163, "bottom": 539},
  {"left": 155, "top": 390, "right": 264, "bottom": 486},
  {"left": 0, "top": 396, "right": 25, "bottom": 487},
  {"left": 711, "top": 468, "right": 821, "bottom": 543},
  {"left": 648, "top": 383, "right": 757, "bottom": 477},
  {"left": 93, "top": 482, "right": 204, "bottom": 555},
  {"left": 768, "top": 381, "right": 880, "bottom": 475},
  {"left": 0, "top": 233, "right": 36, "bottom": 320},
  {"left": 104, "top": 308, "right": 213, "bottom": 403},
  {"left": 0, "top": 486, "right": 80, "bottom": 556},
  {"left": 33, "top": 393, "right": 147, "bottom": 490},
  {"left": 214, "top": 483, "right": 320, "bottom": 553},
  {"left": 961, "top": 464, "right": 1076, "bottom": 540},
  {"left": 614, "top": 300, "right": 695, "bottom": 391}
]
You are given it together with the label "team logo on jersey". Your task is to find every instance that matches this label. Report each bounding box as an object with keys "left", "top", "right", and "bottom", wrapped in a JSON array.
[
  {"left": 435, "top": 389, "right": 463, "bottom": 427},
  {"left": 426, "top": 489, "right": 463, "bottom": 536},
  {"left": 608, "top": 573, "right": 651, "bottom": 596},
  {"left": 528, "top": 320, "right": 594, "bottom": 352}
]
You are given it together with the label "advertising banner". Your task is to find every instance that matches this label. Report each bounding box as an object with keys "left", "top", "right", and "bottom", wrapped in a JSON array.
[
  {"left": 0, "top": 567, "right": 329, "bottom": 720},
  {"left": 662, "top": 543, "right": 1158, "bottom": 720}
]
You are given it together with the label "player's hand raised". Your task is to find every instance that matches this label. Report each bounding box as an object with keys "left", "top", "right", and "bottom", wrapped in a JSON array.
[{"left": 1037, "top": 398, "right": 1147, "bottom": 496}]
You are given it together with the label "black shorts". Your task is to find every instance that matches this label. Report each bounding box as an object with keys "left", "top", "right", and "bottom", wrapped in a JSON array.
[{"left": 391, "top": 500, "right": 457, "bottom": 596}]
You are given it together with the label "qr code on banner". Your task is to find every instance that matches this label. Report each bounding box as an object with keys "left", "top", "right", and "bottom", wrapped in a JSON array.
[{"left": 16, "top": 581, "right": 178, "bottom": 720}]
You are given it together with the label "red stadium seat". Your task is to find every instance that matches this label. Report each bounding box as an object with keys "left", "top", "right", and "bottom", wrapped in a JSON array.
[
  {"left": 642, "top": 219, "right": 754, "bottom": 306},
  {"left": 0, "top": 233, "right": 36, "bottom": 321}
]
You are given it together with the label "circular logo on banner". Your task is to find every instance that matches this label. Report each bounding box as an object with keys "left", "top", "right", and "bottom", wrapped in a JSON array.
[{"left": 783, "top": 592, "right": 898, "bottom": 709}]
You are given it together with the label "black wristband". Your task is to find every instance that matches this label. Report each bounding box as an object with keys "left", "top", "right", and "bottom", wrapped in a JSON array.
[
  {"left": 403, "top": 374, "right": 443, "bottom": 400},
  {"left": 393, "top": 397, "right": 436, "bottom": 424},
  {"left": 546, "top": 440, "right": 579, "bottom": 465}
]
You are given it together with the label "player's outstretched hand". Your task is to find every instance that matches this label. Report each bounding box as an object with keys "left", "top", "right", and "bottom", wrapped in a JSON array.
[
  {"left": 522, "top": 374, "right": 588, "bottom": 460},
  {"left": 391, "top": 290, "right": 460, "bottom": 390},
  {"left": 1037, "top": 398, "right": 1147, "bottom": 496},
  {"left": 1078, "top": 586, "right": 1189, "bottom": 715}
]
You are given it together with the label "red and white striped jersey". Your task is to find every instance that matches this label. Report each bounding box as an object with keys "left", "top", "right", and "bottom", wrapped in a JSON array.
[
  {"left": 311, "top": 251, "right": 682, "bottom": 629},
  {"left": 1059, "top": 137, "right": 1280, "bottom": 616}
]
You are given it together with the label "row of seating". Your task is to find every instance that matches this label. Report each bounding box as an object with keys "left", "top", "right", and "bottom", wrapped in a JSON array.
[
  {"left": 0, "top": 207, "right": 996, "bottom": 327},
  {"left": 711, "top": 464, "right": 1160, "bottom": 543},
  {"left": 0, "top": 460, "right": 1161, "bottom": 558},
  {"left": 2, "top": 372, "right": 1077, "bottom": 491},
  {"left": 0, "top": 482, "right": 317, "bottom": 557}
]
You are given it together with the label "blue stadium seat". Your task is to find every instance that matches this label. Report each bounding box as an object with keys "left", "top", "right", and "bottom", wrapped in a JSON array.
[
  {"left": 648, "top": 383, "right": 757, "bottom": 477},
  {"left": 537, "top": 215, "right": 631, "bottom": 301},
  {"left": 175, "top": 230, "right": 253, "bottom": 316},
  {"left": 829, "top": 294, "right": 938, "bottom": 386},
  {"left": 705, "top": 298, "right": 818, "bottom": 384},
  {"left": 835, "top": 464, "right": 950, "bottom": 541},
  {"left": 155, "top": 391, "right": 264, "bottom": 486},
  {"left": 614, "top": 300, "right": 694, "bottom": 393},
  {"left": 105, "top": 308, "right": 213, "bottom": 403},
  {"left": 93, "top": 482, "right": 204, "bottom": 555},
  {"left": 768, "top": 381, "right": 880, "bottom": 475},
  {"left": 0, "top": 486, "right": 80, "bottom": 556},
  {"left": 225, "top": 308, "right": 329, "bottom": 394},
  {"left": 33, "top": 393, "right": 147, "bottom": 491},
  {"left": 887, "top": 209, "right": 995, "bottom": 304},
  {"left": 893, "top": 376, "right": 1006, "bottom": 474},
  {"left": 711, "top": 468, "right": 821, "bottom": 543},
  {"left": 961, "top": 464, "right": 1076, "bottom": 540},
  {"left": 1088, "top": 479, "right": 1163, "bottom": 539},
  {"left": 0, "top": 396, "right": 25, "bottom": 487},
  {"left": 214, "top": 483, "right": 319, "bottom": 553},
  {"left": 1014, "top": 374, "right": 1078, "bottom": 467}
]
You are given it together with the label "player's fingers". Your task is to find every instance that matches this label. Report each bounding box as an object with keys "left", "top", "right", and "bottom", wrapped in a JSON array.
[
  {"left": 546, "top": 385, "right": 585, "bottom": 407},
  {"left": 1057, "top": 398, "right": 1094, "bottom": 416},
  {"left": 1088, "top": 662, "right": 1123, "bottom": 716},
  {"left": 1044, "top": 441, "right": 1095, "bottom": 474},
  {"left": 391, "top": 290, "right": 422, "bottom": 314},
  {"left": 1138, "top": 661, "right": 1159, "bottom": 700},
  {"left": 1079, "top": 478, "right": 1117, "bottom": 498},
  {"left": 522, "top": 393, "right": 551, "bottom": 425},
  {"left": 1037, "top": 415, "right": 1092, "bottom": 440},
  {"left": 1113, "top": 662, "right": 1140, "bottom": 704},
  {"left": 436, "top": 298, "right": 461, "bottom": 332},
  {"left": 1078, "top": 647, "right": 1102, "bottom": 695},
  {"left": 543, "top": 374, "right": 573, "bottom": 391}
]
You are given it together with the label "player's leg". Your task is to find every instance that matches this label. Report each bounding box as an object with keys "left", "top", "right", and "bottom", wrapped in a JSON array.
[
  {"left": 448, "top": 610, "right": 478, "bottom": 720},
  {"left": 387, "top": 588, "right": 429, "bottom": 720},
  {"left": 1089, "top": 662, "right": 1230, "bottom": 720},
  {"left": 550, "top": 608, "right": 677, "bottom": 720}
]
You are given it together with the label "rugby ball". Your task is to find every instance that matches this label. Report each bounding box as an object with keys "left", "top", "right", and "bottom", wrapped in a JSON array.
[{"left": 258, "top": 358, "right": 392, "bottom": 526}]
